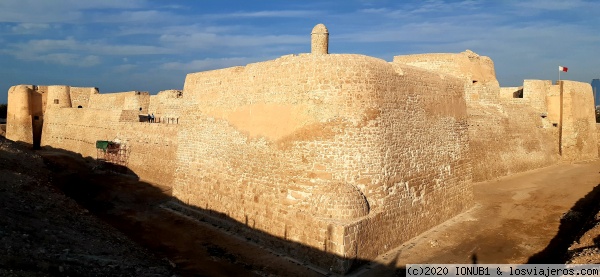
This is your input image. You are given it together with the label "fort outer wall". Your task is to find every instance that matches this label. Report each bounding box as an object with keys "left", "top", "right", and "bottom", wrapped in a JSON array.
[
  {"left": 6, "top": 85, "right": 36, "bottom": 145},
  {"left": 37, "top": 87, "right": 180, "bottom": 187},
  {"left": 6, "top": 85, "right": 49, "bottom": 147},
  {"left": 559, "top": 81, "right": 598, "bottom": 160},
  {"left": 174, "top": 53, "right": 473, "bottom": 271},
  {"left": 392, "top": 51, "right": 600, "bottom": 181}
]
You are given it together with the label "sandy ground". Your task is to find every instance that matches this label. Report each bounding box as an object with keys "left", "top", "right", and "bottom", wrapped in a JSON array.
[
  {"left": 357, "top": 160, "right": 600, "bottom": 276},
  {"left": 3, "top": 135, "right": 600, "bottom": 276}
]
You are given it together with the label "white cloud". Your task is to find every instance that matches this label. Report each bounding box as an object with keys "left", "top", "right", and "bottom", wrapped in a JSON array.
[
  {"left": 514, "top": 0, "right": 595, "bottom": 10},
  {"left": 89, "top": 10, "right": 175, "bottom": 24},
  {"left": 17, "top": 53, "right": 100, "bottom": 67},
  {"left": 160, "top": 57, "right": 262, "bottom": 72},
  {"left": 9, "top": 37, "right": 172, "bottom": 56},
  {"left": 10, "top": 23, "right": 52, "bottom": 34},
  {"left": 159, "top": 33, "right": 305, "bottom": 51},
  {"left": 208, "top": 10, "right": 319, "bottom": 19},
  {"left": 0, "top": 0, "right": 146, "bottom": 23},
  {"left": 114, "top": 64, "right": 137, "bottom": 72}
]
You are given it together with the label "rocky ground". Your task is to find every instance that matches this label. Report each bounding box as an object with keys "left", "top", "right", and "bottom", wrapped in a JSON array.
[
  {"left": 0, "top": 136, "right": 175, "bottom": 276},
  {"left": 567, "top": 211, "right": 600, "bottom": 263},
  {"left": 0, "top": 135, "right": 321, "bottom": 276}
]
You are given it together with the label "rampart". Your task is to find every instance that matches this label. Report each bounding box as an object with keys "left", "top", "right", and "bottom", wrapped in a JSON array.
[
  {"left": 393, "top": 51, "right": 596, "bottom": 181},
  {"left": 6, "top": 24, "right": 598, "bottom": 273},
  {"left": 175, "top": 53, "right": 472, "bottom": 268}
]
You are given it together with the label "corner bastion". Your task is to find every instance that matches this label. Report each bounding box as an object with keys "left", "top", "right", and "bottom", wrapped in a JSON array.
[
  {"left": 175, "top": 51, "right": 472, "bottom": 270},
  {"left": 6, "top": 24, "right": 598, "bottom": 273}
]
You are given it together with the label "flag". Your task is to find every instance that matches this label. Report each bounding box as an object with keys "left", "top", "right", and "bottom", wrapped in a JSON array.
[{"left": 559, "top": 66, "right": 568, "bottom": 72}]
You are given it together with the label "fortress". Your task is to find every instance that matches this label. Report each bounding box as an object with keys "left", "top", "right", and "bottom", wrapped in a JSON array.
[{"left": 6, "top": 24, "right": 598, "bottom": 272}]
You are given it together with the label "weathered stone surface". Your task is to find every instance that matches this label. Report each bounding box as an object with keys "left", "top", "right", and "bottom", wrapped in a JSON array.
[{"left": 5, "top": 24, "right": 598, "bottom": 273}]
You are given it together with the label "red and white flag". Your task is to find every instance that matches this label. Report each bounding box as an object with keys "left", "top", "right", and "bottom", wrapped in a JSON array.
[{"left": 559, "top": 66, "right": 568, "bottom": 72}]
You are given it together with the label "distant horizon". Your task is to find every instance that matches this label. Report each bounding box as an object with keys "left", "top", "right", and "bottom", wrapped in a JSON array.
[{"left": 1, "top": 0, "right": 599, "bottom": 103}]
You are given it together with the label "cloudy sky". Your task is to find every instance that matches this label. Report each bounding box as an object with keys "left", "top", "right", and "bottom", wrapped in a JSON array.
[{"left": 1, "top": 0, "right": 599, "bottom": 103}]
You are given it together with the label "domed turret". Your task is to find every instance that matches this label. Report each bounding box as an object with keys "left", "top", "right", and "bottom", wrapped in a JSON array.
[
  {"left": 311, "top": 23, "right": 329, "bottom": 55},
  {"left": 308, "top": 183, "right": 369, "bottom": 220}
]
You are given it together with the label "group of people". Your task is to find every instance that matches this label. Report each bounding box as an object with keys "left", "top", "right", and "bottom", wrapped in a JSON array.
[{"left": 147, "top": 113, "right": 155, "bottom": 123}]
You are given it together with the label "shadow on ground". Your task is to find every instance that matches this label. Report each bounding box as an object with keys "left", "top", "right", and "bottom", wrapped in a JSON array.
[
  {"left": 528, "top": 183, "right": 600, "bottom": 263},
  {"left": 0, "top": 138, "right": 174, "bottom": 276},
  {"left": 3, "top": 139, "right": 406, "bottom": 276}
]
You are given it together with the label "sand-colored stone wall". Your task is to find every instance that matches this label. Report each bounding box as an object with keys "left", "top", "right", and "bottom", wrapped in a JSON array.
[
  {"left": 70, "top": 87, "right": 97, "bottom": 108},
  {"left": 596, "top": 124, "right": 600, "bottom": 157},
  {"left": 523, "top": 80, "right": 554, "bottom": 114},
  {"left": 148, "top": 90, "right": 183, "bottom": 123},
  {"left": 393, "top": 53, "right": 563, "bottom": 181},
  {"left": 500, "top": 86, "right": 522, "bottom": 99},
  {"left": 6, "top": 28, "right": 599, "bottom": 272},
  {"left": 466, "top": 97, "right": 559, "bottom": 181},
  {"left": 88, "top": 91, "right": 150, "bottom": 113},
  {"left": 560, "top": 81, "right": 598, "bottom": 161},
  {"left": 175, "top": 53, "right": 472, "bottom": 270},
  {"left": 6, "top": 85, "right": 34, "bottom": 145},
  {"left": 41, "top": 108, "right": 178, "bottom": 186}
]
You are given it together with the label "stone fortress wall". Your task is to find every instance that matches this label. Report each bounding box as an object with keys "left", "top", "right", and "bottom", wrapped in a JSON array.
[
  {"left": 394, "top": 51, "right": 597, "bottom": 181},
  {"left": 5, "top": 24, "right": 598, "bottom": 273},
  {"left": 175, "top": 48, "right": 472, "bottom": 268}
]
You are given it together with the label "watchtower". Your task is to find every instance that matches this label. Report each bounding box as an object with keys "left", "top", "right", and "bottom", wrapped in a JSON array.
[{"left": 311, "top": 23, "right": 329, "bottom": 55}]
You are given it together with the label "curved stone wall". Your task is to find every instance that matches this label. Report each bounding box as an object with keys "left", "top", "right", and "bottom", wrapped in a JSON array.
[
  {"left": 6, "top": 85, "right": 33, "bottom": 144},
  {"left": 47, "top": 85, "right": 72, "bottom": 109}
]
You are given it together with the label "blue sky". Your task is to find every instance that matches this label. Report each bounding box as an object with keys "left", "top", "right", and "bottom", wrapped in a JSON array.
[{"left": 1, "top": 0, "right": 599, "bottom": 103}]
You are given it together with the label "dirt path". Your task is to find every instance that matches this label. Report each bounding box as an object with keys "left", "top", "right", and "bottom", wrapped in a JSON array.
[{"left": 357, "top": 160, "right": 600, "bottom": 276}]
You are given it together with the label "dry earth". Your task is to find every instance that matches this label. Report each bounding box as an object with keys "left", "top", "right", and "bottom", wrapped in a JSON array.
[
  {"left": 0, "top": 136, "right": 174, "bottom": 276},
  {"left": 2, "top": 132, "right": 600, "bottom": 276}
]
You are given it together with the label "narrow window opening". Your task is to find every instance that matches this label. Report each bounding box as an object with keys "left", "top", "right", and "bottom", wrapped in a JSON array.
[
  {"left": 78, "top": 105, "right": 83, "bottom": 108},
  {"left": 54, "top": 99, "right": 59, "bottom": 104}
]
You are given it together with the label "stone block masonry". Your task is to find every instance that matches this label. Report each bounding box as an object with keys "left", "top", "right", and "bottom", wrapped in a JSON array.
[
  {"left": 175, "top": 52, "right": 472, "bottom": 271},
  {"left": 6, "top": 24, "right": 598, "bottom": 273},
  {"left": 394, "top": 51, "right": 596, "bottom": 181}
]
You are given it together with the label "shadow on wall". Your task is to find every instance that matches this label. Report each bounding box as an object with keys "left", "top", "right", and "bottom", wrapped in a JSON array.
[
  {"left": 34, "top": 144, "right": 407, "bottom": 276},
  {"left": 528, "top": 183, "right": 600, "bottom": 263}
]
